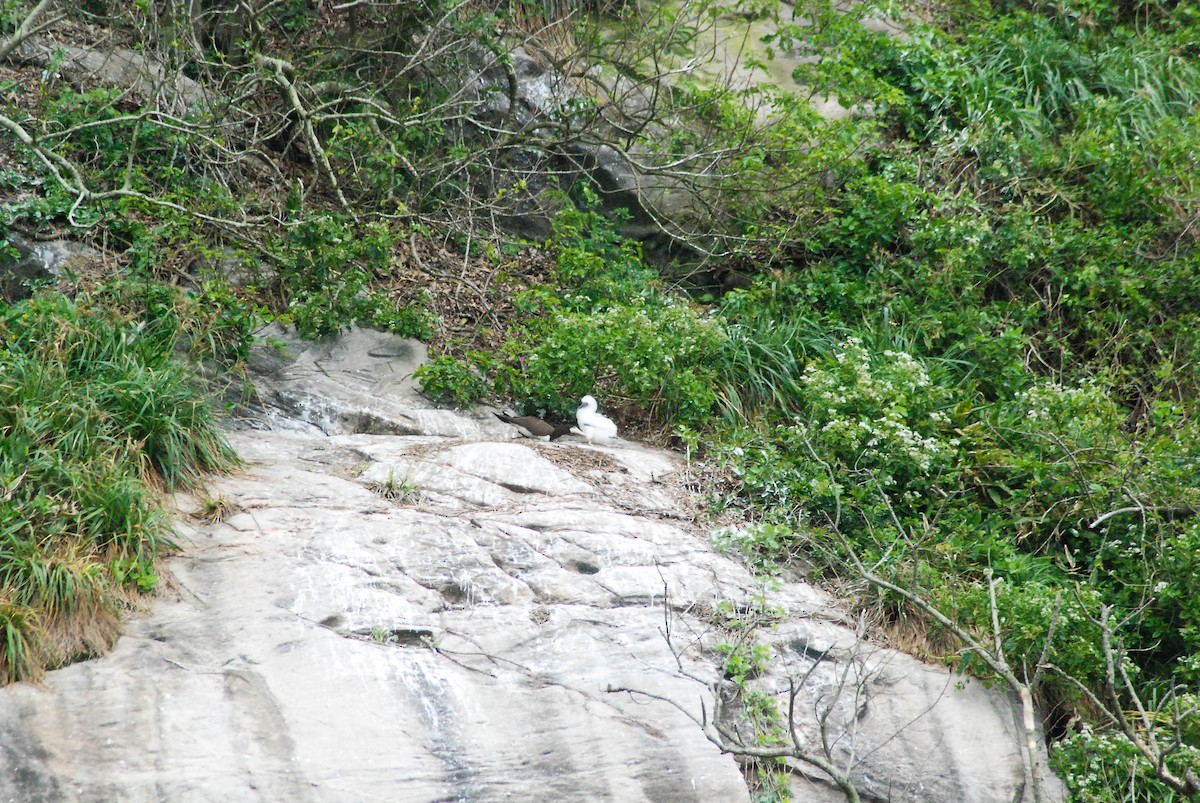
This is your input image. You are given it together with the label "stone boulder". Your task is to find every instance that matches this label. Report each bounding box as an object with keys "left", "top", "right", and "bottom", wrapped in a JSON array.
[
  {"left": 0, "top": 232, "right": 106, "bottom": 301},
  {"left": 16, "top": 39, "right": 208, "bottom": 112}
]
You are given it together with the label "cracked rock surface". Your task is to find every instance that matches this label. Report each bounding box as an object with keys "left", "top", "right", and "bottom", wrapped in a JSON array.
[{"left": 0, "top": 327, "right": 1061, "bottom": 802}]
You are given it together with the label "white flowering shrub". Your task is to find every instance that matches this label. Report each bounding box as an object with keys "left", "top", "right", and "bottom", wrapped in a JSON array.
[
  {"left": 1052, "top": 722, "right": 1200, "bottom": 802},
  {"left": 716, "top": 337, "right": 960, "bottom": 553},
  {"left": 1015, "top": 379, "right": 1123, "bottom": 442},
  {"left": 789, "top": 337, "right": 956, "bottom": 490}
]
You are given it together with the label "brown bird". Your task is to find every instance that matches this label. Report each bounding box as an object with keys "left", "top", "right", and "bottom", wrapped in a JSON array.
[{"left": 494, "top": 412, "right": 573, "bottom": 441}]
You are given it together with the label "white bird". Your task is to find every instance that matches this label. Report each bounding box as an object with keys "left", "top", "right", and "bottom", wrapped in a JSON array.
[{"left": 572, "top": 395, "right": 618, "bottom": 443}]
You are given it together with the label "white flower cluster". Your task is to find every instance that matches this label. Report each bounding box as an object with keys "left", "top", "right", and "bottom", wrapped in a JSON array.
[
  {"left": 1018, "top": 380, "right": 1112, "bottom": 426},
  {"left": 797, "top": 338, "right": 953, "bottom": 479}
]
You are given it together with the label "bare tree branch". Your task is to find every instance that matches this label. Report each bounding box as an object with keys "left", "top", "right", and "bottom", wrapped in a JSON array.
[
  {"left": 0, "top": 0, "right": 64, "bottom": 62},
  {"left": 253, "top": 53, "right": 355, "bottom": 217}
]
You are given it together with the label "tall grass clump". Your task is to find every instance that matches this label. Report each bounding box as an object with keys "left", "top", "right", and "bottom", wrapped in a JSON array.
[{"left": 0, "top": 292, "right": 238, "bottom": 682}]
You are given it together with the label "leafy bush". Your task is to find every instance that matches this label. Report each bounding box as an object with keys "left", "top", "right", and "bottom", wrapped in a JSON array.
[
  {"left": 415, "top": 352, "right": 492, "bottom": 407},
  {"left": 496, "top": 298, "right": 724, "bottom": 427},
  {"left": 936, "top": 579, "right": 1105, "bottom": 686},
  {"left": 545, "top": 185, "right": 659, "bottom": 312},
  {"left": 270, "top": 216, "right": 433, "bottom": 338}
]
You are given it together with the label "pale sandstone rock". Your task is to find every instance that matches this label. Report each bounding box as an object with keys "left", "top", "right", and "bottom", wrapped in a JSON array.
[{"left": 0, "top": 330, "right": 1062, "bottom": 802}]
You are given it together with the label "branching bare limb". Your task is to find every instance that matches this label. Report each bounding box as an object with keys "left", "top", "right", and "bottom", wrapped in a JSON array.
[
  {"left": 0, "top": 0, "right": 64, "bottom": 62},
  {"left": 833, "top": 514, "right": 1054, "bottom": 803},
  {"left": 1081, "top": 604, "right": 1200, "bottom": 796},
  {"left": 2, "top": 0, "right": 842, "bottom": 268},
  {"left": 253, "top": 54, "right": 355, "bottom": 217}
]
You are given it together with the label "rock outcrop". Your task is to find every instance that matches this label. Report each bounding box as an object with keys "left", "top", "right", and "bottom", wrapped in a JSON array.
[
  {"left": 15, "top": 39, "right": 207, "bottom": 111},
  {"left": 0, "top": 233, "right": 105, "bottom": 301},
  {"left": 0, "top": 327, "right": 1063, "bottom": 802}
]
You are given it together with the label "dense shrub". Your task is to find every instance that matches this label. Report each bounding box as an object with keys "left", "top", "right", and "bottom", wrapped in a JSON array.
[
  {"left": 498, "top": 299, "right": 724, "bottom": 427},
  {"left": 271, "top": 216, "right": 433, "bottom": 339},
  {"left": 694, "top": 7, "right": 1200, "bottom": 797}
]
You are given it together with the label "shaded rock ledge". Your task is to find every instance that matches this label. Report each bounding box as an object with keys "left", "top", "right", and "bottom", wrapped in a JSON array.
[{"left": 0, "top": 327, "right": 1062, "bottom": 802}]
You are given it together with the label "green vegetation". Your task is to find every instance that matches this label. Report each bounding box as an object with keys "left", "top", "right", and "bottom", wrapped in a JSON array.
[
  {"left": 0, "top": 291, "right": 238, "bottom": 682},
  {"left": 417, "top": 193, "right": 727, "bottom": 428},
  {"left": 710, "top": 595, "right": 793, "bottom": 802},
  {"left": 368, "top": 470, "right": 422, "bottom": 505},
  {"left": 3, "top": 0, "right": 1200, "bottom": 798},
  {"left": 700, "top": 1, "right": 1200, "bottom": 798}
]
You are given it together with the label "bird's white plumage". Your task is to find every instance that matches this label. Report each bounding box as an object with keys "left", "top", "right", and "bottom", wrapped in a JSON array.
[{"left": 574, "top": 395, "right": 618, "bottom": 442}]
